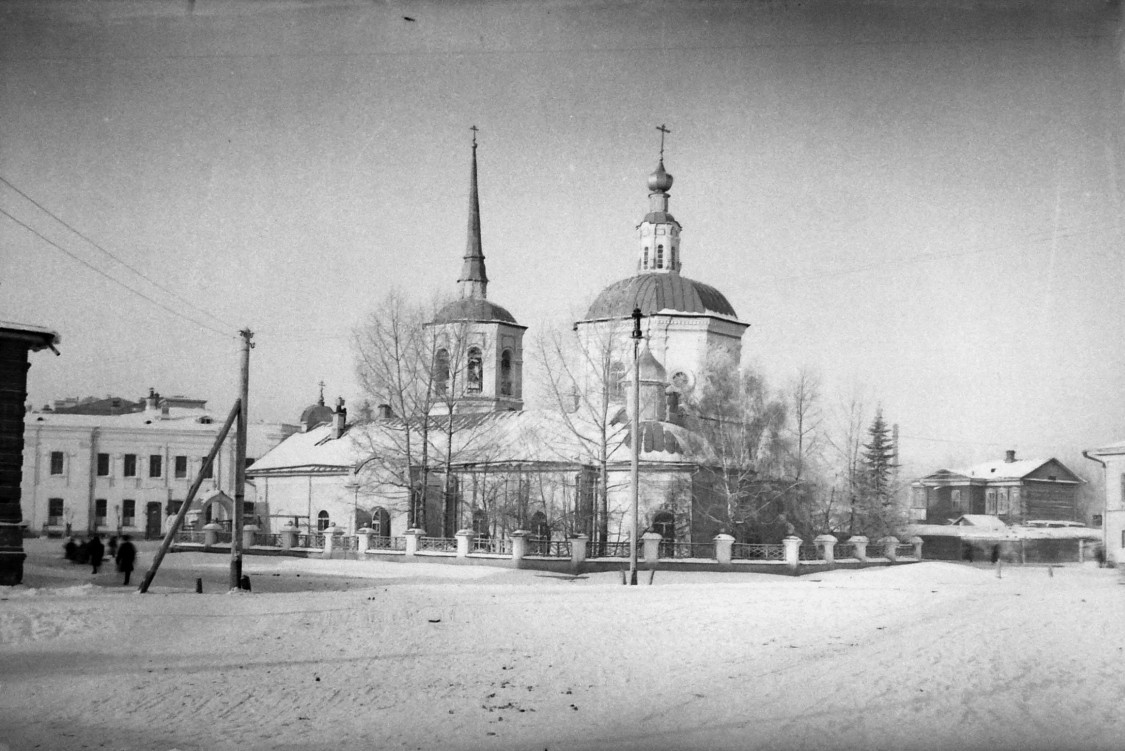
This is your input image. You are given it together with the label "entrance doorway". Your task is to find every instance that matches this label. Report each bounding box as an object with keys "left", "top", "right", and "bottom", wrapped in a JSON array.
[{"left": 145, "top": 502, "right": 162, "bottom": 540}]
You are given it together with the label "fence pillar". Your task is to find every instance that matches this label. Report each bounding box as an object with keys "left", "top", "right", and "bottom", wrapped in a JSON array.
[
  {"left": 1078, "top": 539, "right": 1085, "bottom": 564},
  {"left": 571, "top": 535, "right": 588, "bottom": 566},
  {"left": 782, "top": 536, "right": 803, "bottom": 570},
  {"left": 356, "top": 527, "right": 372, "bottom": 556},
  {"left": 322, "top": 525, "right": 341, "bottom": 557},
  {"left": 242, "top": 524, "right": 259, "bottom": 550},
  {"left": 642, "top": 531, "right": 663, "bottom": 564},
  {"left": 714, "top": 533, "right": 735, "bottom": 565},
  {"left": 279, "top": 524, "right": 297, "bottom": 551},
  {"left": 403, "top": 528, "right": 424, "bottom": 557},
  {"left": 203, "top": 523, "right": 222, "bottom": 549},
  {"left": 510, "top": 530, "right": 530, "bottom": 562},
  {"left": 455, "top": 529, "right": 474, "bottom": 559},
  {"left": 815, "top": 534, "right": 838, "bottom": 564},
  {"left": 849, "top": 535, "right": 868, "bottom": 561},
  {"left": 910, "top": 536, "right": 924, "bottom": 560},
  {"left": 880, "top": 536, "right": 900, "bottom": 562}
]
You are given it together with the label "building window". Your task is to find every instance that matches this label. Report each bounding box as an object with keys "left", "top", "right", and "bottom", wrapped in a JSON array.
[
  {"left": 997, "top": 488, "right": 1009, "bottom": 515},
  {"left": 643, "top": 246, "right": 649, "bottom": 268},
  {"left": 609, "top": 361, "right": 627, "bottom": 400},
  {"left": 1092, "top": 514, "right": 1103, "bottom": 528},
  {"left": 500, "top": 349, "right": 513, "bottom": 396},
  {"left": 912, "top": 487, "right": 926, "bottom": 509},
  {"left": 472, "top": 508, "right": 489, "bottom": 537},
  {"left": 243, "top": 501, "right": 254, "bottom": 516},
  {"left": 466, "top": 347, "right": 483, "bottom": 394},
  {"left": 656, "top": 244, "right": 664, "bottom": 268},
  {"left": 317, "top": 510, "right": 330, "bottom": 532},
  {"left": 122, "top": 499, "right": 135, "bottom": 527},
  {"left": 951, "top": 488, "right": 962, "bottom": 512},
  {"left": 94, "top": 498, "right": 107, "bottom": 527},
  {"left": 200, "top": 457, "right": 213, "bottom": 479},
  {"left": 123, "top": 454, "right": 137, "bottom": 477},
  {"left": 50, "top": 451, "right": 64, "bottom": 475},
  {"left": 433, "top": 349, "right": 450, "bottom": 395},
  {"left": 149, "top": 454, "right": 162, "bottom": 478},
  {"left": 48, "top": 497, "right": 64, "bottom": 526},
  {"left": 96, "top": 453, "right": 110, "bottom": 477},
  {"left": 174, "top": 456, "right": 188, "bottom": 479},
  {"left": 985, "top": 489, "right": 997, "bottom": 515},
  {"left": 167, "top": 499, "right": 182, "bottom": 515}
]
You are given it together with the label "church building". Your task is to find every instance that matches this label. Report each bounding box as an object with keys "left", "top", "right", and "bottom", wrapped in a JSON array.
[{"left": 249, "top": 130, "right": 753, "bottom": 550}]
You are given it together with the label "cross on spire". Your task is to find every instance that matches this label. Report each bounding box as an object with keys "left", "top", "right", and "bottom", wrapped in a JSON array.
[
  {"left": 318, "top": 380, "right": 326, "bottom": 405},
  {"left": 470, "top": 124, "right": 479, "bottom": 148},
  {"left": 656, "top": 124, "right": 671, "bottom": 159}
]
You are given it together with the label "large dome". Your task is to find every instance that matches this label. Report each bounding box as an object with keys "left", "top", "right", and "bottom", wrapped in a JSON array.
[
  {"left": 583, "top": 273, "right": 738, "bottom": 320},
  {"left": 432, "top": 297, "right": 517, "bottom": 324}
]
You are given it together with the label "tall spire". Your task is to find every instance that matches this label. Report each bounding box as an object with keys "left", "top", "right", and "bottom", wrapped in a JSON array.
[{"left": 459, "top": 125, "right": 488, "bottom": 299}]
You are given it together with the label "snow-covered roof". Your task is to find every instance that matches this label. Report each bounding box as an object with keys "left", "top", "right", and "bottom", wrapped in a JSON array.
[
  {"left": 1089, "top": 439, "right": 1125, "bottom": 456},
  {"left": 952, "top": 458, "right": 1050, "bottom": 480},
  {"left": 27, "top": 406, "right": 222, "bottom": 432},
  {"left": 247, "top": 408, "right": 719, "bottom": 477},
  {"left": 953, "top": 515, "right": 1008, "bottom": 529},
  {"left": 908, "top": 523, "right": 1100, "bottom": 541}
]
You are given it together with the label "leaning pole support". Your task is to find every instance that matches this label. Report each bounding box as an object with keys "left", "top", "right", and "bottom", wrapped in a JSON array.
[{"left": 138, "top": 399, "right": 241, "bottom": 593}]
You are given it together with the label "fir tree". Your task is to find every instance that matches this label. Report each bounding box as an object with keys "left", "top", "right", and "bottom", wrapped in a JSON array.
[{"left": 862, "top": 408, "right": 896, "bottom": 505}]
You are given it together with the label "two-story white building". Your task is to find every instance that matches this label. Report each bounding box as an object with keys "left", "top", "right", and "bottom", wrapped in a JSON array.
[
  {"left": 1085, "top": 440, "right": 1125, "bottom": 566},
  {"left": 21, "top": 390, "right": 298, "bottom": 539}
]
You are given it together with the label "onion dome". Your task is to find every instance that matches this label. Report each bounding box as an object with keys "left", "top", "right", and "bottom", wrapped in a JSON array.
[
  {"left": 432, "top": 297, "right": 517, "bottom": 324},
  {"left": 647, "top": 160, "right": 674, "bottom": 193},
  {"left": 624, "top": 421, "right": 716, "bottom": 463},
  {"left": 300, "top": 398, "right": 334, "bottom": 432},
  {"left": 585, "top": 272, "right": 738, "bottom": 320}
]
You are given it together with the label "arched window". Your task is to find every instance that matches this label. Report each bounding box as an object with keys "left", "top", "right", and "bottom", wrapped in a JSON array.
[
  {"left": 653, "top": 511, "right": 675, "bottom": 558},
  {"left": 656, "top": 244, "right": 664, "bottom": 268},
  {"left": 317, "top": 510, "right": 330, "bottom": 531},
  {"left": 433, "top": 349, "right": 450, "bottom": 395},
  {"left": 371, "top": 506, "right": 390, "bottom": 537},
  {"left": 609, "top": 361, "right": 627, "bottom": 400},
  {"left": 472, "top": 508, "right": 489, "bottom": 536},
  {"left": 500, "top": 349, "right": 513, "bottom": 396},
  {"left": 530, "top": 511, "right": 550, "bottom": 555},
  {"left": 670, "top": 245, "right": 676, "bottom": 268},
  {"left": 643, "top": 246, "right": 649, "bottom": 268},
  {"left": 467, "top": 347, "right": 483, "bottom": 394}
]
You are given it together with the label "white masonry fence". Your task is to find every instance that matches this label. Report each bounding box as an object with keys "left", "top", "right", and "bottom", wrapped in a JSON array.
[{"left": 175, "top": 526, "right": 924, "bottom": 572}]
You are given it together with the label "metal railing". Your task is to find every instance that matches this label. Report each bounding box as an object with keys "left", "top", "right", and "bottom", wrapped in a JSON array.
[
  {"left": 895, "top": 543, "right": 916, "bottom": 558},
  {"left": 337, "top": 535, "right": 358, "bottom": 551},
  {"left": 663, "top": 542, "right": 715, "bottom": 559},
  {"left": 833, "top": 543, "right": 856, "bottom": 559},
  {"left": 471, "top": 537, "right": 511, "bottom": 555},
  {"left": 731, "top": 543, "right": 784, "bottom": 561},
  {"left": 592, "top": 541, "right": 632, "bottom": 558},
  {"left": 865, "top": 544, "right": 885, "bottom": 559},
  {"left": 295, "top": 534, "right": 319, "bottom": 549},
  {"left": 799, "top": 545, "right": 823, "bottom": 561},
  {"left": 527, "top": 539, "right": 570, "bottom": 558},
  {"left": 369, "top": 535, "right": 406, "bottom": 551},
  {"left": 214, "top": 530, "right": 232, "bottom": 544},
  {"left": 254, "top": 533, "right": 284, "bottom": 547},
  {"left": 176, "top": 530, "right": 205, "bottom": 544},
  {"left": 419, "top": 536, "right": 457, "bottom": 553}
]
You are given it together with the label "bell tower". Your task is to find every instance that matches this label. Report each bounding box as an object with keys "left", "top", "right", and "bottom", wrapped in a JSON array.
[{"left": 636, "top": 124, "right": 682, "bottom": 274}]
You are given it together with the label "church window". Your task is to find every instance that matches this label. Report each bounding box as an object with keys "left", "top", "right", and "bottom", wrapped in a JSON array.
[
  {"left": 643, "top": 246, "right": 649, "bottom": 268},
  {"left": 656, "top": 244, "right": 664, "bottom": 268},
  {"left": 609, "top": 361, "right": 627, "bottom": 400},
  {"left": 472, "top": 508, "right": 489, "bottom": 537},
  {"left": 433, "top": 349, "right": 450, "bottom": 395},
  {"left": 317, "top": 510, "right": 330, "bottom": 532},
  {"left": 653, "top": 511, "right": 675, "bottom": 557},
  {"left": 500, "top": 349, "right": 513, "bottom": 396},
  {"left": 951, "top": 488, "right": 962, "bottom": 512},
  {"left": 467, "top": 347, "right": 483, "bottom": 394}
]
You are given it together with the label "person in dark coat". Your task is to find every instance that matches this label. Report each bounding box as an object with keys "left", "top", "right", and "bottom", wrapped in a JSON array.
[
  {"left": 87, "top": 534, "right": 104, "bottom": 574},
  {"left": 990, "top": 544, "right": 1000, "bottom": 564},
  {"left": 115, "top": 535, "right": 137, "bottom": 586},
  {"left": 64, "top": 537, "right": 77, "bottom": 562}
]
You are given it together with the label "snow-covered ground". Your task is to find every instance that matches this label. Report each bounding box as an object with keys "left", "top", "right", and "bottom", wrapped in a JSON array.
[{"left": 2, "top": 541, "right": 1123, "bottom": 751}]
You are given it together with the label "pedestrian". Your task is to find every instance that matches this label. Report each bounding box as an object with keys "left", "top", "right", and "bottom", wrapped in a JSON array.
[
  {"left": 115, "top": 535, "right": 137, "bottom": 586},
  {"left": 88, "top": 534, "right": 104, "bottom": 575},
  {"left": 64, "top": 537, "right": 77, "bottom": 562},
  {"left": 990, "top": 544, "right": 1000, "bottom": 565},
  {"left": 963, "top": 543, "right": 974, "bottom": 564}
]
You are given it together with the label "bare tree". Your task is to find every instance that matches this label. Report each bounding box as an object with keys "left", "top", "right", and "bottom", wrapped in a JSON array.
[
  {"left": 531, "top": 320, "right": 630, "bottom": 551},
  {"left": 351, "top": 290, "right": 438, "bottom": 530}
]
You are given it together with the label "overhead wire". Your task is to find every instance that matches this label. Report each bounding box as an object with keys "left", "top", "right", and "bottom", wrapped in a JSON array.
[
  {"left": 0, "top": 175, "right": 238, "bottom": 333},
  {"left": 0, "top": 206, "right": 235, "bottom": 340}
]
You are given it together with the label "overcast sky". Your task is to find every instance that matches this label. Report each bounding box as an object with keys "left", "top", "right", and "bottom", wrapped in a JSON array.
[{"left": 2, "top": 0, "right": 1122, "bottom": 475}]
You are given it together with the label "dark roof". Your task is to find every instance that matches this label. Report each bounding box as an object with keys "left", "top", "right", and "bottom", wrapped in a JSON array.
[
  {"left": 584, "top": 273, "right": 738, "bottom": 320},
  {"left": 300, "top": 402, "right": 334, "bottom": 430},
  {"left": 432, "top": 297, "right": 518, "bottom": 324},
  {"left": 640, "top": 211, "right": 680, "bottom": 226}
]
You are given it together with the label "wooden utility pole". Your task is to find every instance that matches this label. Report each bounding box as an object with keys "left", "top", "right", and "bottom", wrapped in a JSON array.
[{"left": 231, "top": 328, "right": 253, "bottom": 590}]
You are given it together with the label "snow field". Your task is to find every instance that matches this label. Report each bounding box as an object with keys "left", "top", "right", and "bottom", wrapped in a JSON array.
[{"left": 2, "top": 553, "right": 1123, "bottom": 751}]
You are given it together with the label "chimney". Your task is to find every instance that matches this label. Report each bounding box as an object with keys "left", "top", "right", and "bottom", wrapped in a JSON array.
[
  {"left": 160, "top": 400, "right": 170, "bottom": 418},
  {"left": 333, "top": 397, "right": 347, "bottom": 439},
  {"left": 376, "top": 403, "right": 393, "bottom": 419},
  {"left": 145, "top": 387, "right": 158, "bottom": 412},
  {"left": 1005, "top": 449, "right": 1016, "bottom": 463}
]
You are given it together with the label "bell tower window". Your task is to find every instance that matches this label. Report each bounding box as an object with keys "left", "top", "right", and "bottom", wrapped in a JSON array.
[
  {"left": 643, "top": 246, "right": 649, "bottom": 269},
  {"left": 434, "top": 349, "right": 450, "bottom": 395},
  {"left": 500, "top": 349, "right": 513, "bottom": 396},
  {"left": 656, "top": 244, "right": 664, "bottom": 268},
  {"left": 467, "top": 347, "right": 483, "bottom": 394}
]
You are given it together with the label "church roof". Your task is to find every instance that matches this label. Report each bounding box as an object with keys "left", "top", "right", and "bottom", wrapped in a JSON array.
[
  {"left": 584, "top": 272, "right": 738, "bottom": 320},
  {"left": 432, "top": 297, "right": 519, "bottom": 325}
]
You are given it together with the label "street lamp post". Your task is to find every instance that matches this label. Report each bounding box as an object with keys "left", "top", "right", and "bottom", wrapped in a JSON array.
[{"left": 629, "top": 307, "right": 643, "bottom": 586}]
